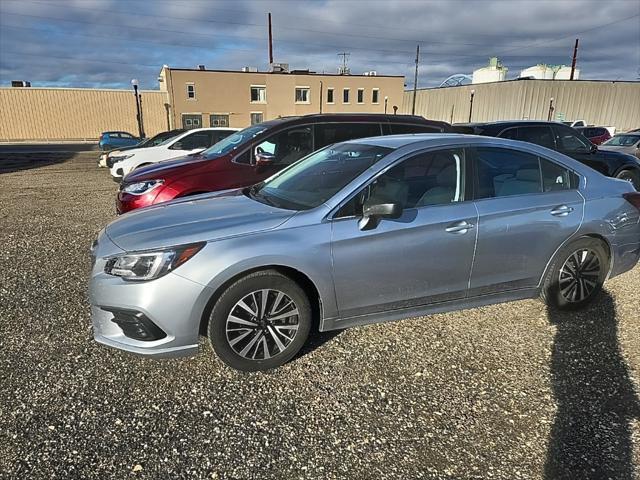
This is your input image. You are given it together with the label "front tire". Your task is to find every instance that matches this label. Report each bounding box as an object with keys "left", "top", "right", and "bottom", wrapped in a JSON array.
[
  {"left": 542, "top": 238, "right": 608, "bottom": 310},
  {"left": 616, "top": 169, "right": 640, "bottom": 191},
  {"left": 207, "top": 270, "right": 311, "bottom": 371}
]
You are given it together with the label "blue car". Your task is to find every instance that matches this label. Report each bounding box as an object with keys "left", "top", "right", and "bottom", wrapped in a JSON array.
[{"left": 99, "top": 131, "right": 141, "bottom": 151}]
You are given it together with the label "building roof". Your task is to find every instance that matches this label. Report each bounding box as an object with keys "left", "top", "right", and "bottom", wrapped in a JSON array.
[{"left": 164, "top": 67, "right": 403, "bottom": 78}]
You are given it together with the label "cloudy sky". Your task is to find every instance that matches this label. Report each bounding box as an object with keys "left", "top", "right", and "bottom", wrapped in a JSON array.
[{"left": 0, "top": 0, "right": 638, "bottom": 90}]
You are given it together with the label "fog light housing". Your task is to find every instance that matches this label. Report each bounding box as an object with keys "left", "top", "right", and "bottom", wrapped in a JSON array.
[{"left": 101, "top": 307, "right": 166, "bottom": 341}]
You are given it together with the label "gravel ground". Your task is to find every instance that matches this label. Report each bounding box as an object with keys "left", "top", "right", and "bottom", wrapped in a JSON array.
[{"left": 1, "top": 153, "right": 639, "bottom": 479}]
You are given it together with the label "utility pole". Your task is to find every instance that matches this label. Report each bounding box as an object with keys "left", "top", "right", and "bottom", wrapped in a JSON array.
[
  {"left": 338, "top": 52, "right": 350, "bottom": 74},
  {"left": 570, "top": 38, "right": 579, "bottom": 80},
  {"left": 268, "top": 13, "right": 274, "bottom": 65},
  {"left": 411, "top": 44, "right": 419, "bottom": 115}
]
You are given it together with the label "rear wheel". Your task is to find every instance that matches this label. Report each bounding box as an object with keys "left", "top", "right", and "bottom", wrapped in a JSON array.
[
  {"left": 207, "top": 270, "right": 311, "bottom": 371},
  {"left": 616, "top": 169, "right": 640, "bottom": 191},
  {"left": 542, "top": 238, "right": 608, "bottom": 310}
]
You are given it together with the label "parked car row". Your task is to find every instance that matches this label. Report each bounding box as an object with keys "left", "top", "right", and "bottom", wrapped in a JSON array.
[
  {"left": 98, "top": 129, "right": 186, "bottom": 168},
  {"left": 90, "top": 114, "right": 640, "bottom": 371}
]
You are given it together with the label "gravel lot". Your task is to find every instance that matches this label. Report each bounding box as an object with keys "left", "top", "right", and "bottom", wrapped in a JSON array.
[{"left": 1, "top": 152, "right": 639, "bottom": 479}]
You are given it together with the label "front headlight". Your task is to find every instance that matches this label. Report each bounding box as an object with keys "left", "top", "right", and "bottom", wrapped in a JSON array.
[
  {"left": 104, "top": 242, "right": 205, "bottom": 281},
  {"left": 112, "top": 154, "right": 134, "bottom": 162},
  {"left": 121, "top": 179, "right": 164, "bottom": 195}
]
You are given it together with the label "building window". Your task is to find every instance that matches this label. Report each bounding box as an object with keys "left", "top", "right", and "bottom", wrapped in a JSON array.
[
  {"left": 250, "top": 86, "right": 266, "bottom": 103},
  {"left": 357, "top": 88, "right": 364, "bottom": 104},
  {"left": 210, "top": 114, "right": 229, "bottom": 127},
  {"left": 295, "top": 87, "right": 310, "bottom": 104},
  {"left": 326, "top": 88, "right": 334, "bottom": 104},
  {"left": 372, "top": 89, "right": 379, "bottom": 104},
  {"left": 186, "top": 83, "right": 195, "bottom": 100},
  {"left": 343, "top": 88, "right": 350, "bottom": 104},
  {"left": 250, "top": 112, "right": 264, "bottom": 125}
]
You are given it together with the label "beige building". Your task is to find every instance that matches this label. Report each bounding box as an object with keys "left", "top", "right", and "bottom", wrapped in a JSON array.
[
  {"left": 0, "top": 87, "right": 168, "bottom": 142},
  {"left": 402, "top": 79, "right": 640, "bottom": 131},
  {"left": 159, "top": 66, "right": 405, "bottom": 130}
]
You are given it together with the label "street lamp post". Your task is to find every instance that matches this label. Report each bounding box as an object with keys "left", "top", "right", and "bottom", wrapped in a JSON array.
[
  {"left": 131, "top": 79, "right": 144, "bottom": 138},
  {"left": 384, "top": 96, "right": 389, "bottom": 114},
  {"left": 547, "top": 97, "right": 555, "bottom": 122},
  {"left": 468, "top": 89, "right": 475, "bottom": 123}
]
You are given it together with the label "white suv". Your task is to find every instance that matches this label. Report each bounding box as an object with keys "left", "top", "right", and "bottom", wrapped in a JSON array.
[{"left": 110, "top": 127, "right": 238, "bottom": 180}]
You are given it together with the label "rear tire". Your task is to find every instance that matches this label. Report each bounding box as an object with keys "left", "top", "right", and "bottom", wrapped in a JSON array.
[
  {"left": 541, "top": 238, "right": 608, "bottom": 310},
  {"left": 207, "top": 270, "right": 311, "bottom": 372},
  {"left": 616, "top": 169, "right": 640, "bottom": 191}
]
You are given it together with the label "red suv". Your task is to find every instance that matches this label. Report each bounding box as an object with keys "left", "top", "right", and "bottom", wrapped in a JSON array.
[
  {"left": 116, "top": 114, "right": 451, "bottom": 213},
  {"left": 576, "top": 126, "right": 612, "bottom": 145}
]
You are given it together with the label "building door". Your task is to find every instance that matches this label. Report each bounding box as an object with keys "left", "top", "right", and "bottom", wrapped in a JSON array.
[
  {"left": 209, "top": 114, "right": 230, "bottom": 127},
  {"left": 182, "top": 114, "right": 202, "bottom": 129}
]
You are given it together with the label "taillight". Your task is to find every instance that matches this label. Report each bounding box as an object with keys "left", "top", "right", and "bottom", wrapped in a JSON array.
[{"left": 623, "top": 192, "right": 640, "bottom": 211}]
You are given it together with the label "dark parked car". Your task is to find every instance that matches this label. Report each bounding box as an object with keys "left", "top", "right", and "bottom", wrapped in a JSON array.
[
  {"left": 116, "top": 114, "right": 451, "bottom": 214},
  {"left": 99, "top": 131, "right": 140, "bottom": 151},
  {"left": 575, "top": 126, "right": 611, "bottom": 145},
  {"left": 453, "top": 121, "right": 640, "bottom": 190}
]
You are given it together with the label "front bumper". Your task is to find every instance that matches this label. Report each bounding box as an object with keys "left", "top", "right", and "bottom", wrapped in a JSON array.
[{"left": 90, "top": 251, "right": 212, "bottom": 359}]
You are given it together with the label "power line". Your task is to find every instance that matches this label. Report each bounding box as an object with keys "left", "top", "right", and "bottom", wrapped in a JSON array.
[
  {"left": 0, "top": 13, "right": 579, "bottom": 62},
  {"left": 1, "top": 0, "right": 563, "bottom": 48}
]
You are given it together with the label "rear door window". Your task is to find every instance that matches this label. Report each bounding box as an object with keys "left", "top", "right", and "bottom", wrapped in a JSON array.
[
  {"left": 540, "top": 158, "right": 579, "bottom": 191},
  {"left": 472, "top": 147, "right": 542, "bottom": 199},
  {"left": 314, "top": 123, "right": 382, "bottom": 149},
  {"left": 513, "top": 126, "right": 556, "bottom": 149}
]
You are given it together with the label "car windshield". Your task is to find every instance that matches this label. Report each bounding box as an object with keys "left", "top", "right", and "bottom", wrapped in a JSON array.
[
  {"left": 603, "top": 135, "right": 640, "bottom": 146},
  {"left": 202, "top": 125, "right": 268, "bottom": 159},
  {"left": 148, "top": 131, "right": 181, "bottom": 146},
  {"left": 247, "top": 143, "right": 393, "bottom": 211}
]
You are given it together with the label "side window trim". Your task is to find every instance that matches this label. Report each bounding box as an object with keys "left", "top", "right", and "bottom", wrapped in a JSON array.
[
  {"left": 470, "top": 146, "right": 581, "bottom": 201},
  {"left": 328, "top": 144, "right": 473, "bottom": 221}
]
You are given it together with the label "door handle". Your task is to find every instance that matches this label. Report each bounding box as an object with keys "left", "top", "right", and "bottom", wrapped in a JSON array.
[
  {"left": 550, "top": 205, "right": 574, "bottom": 217},
  {"left": 445, "top": 221, "right": 474, "bottom": 234}
]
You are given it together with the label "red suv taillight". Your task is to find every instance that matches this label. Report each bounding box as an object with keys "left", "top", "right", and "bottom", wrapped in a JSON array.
[{"left": 623, "top": 192, "right": 640, "bottom": 211}]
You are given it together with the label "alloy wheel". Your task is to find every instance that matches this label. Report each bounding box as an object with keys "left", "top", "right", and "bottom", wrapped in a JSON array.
[
  {"left": 558, "top": 249, "right": 601, "bottom": 303},
  {"left": 225, "top": 289, "right": 300, "bottom": 360}
]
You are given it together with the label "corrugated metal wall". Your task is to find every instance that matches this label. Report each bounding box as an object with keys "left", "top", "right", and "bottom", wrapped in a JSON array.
[
  {"left": 402, "top": 80, "right": 640, "bottom": 131},
  {"left": 0, "top": 88, "right": 169, "bottom": 142}
]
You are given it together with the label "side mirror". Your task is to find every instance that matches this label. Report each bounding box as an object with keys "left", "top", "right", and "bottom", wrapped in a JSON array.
[
  {"left": 359, "top": 201, "right": 403, "bottom": 230},
  {"left": 172, "top": 141, "right": 183, "bottom": 150},
  {"left": 590, "top": 143, "right": 598, "bottom": 153},
  {"left": 254, "top": 148, "right": 276, "bottom": 166}
]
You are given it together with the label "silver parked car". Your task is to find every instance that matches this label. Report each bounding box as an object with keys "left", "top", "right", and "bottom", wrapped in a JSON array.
[
  {"left": 600, "top": 133, "right": 640, "bottom": 160},
  {"left": 89, "top": 134, "right": 640, "bottom": 371}
]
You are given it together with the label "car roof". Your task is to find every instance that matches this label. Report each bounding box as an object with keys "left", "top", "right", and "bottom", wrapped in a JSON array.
[
  {"left": 455, "top": 120, "right": 560, "bottom": 127},
  {"left": 256, "top": 113, "right": 450, "bottom": 128},
  {"left": 345, "top": 133, "right": 479, "bottom": 148}
]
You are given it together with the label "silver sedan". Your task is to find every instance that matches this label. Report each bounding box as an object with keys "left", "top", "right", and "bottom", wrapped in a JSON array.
[{"left": 89, "top": 134, "right": 640, "bottom": 371}]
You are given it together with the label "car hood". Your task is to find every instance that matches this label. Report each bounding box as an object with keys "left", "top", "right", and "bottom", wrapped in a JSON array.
[
  {"left": 598, "top": 147, "right": 640, "bottom": 164},
  {"left": 599, "top": 145, "right": 636, "bottom": 155},
  {"left": 105, "top": 189, "right": 295, "bottom": 251},
  {"left": 123, "top": 153, "right": 211, "bottom": 182}
]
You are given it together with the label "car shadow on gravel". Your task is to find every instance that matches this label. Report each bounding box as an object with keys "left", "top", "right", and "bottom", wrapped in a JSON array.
[
  {"left": 545, "top": 291, "right": 640, "bottom": 479},
  {"left": 295, "top": 329, "right": 343, "bottom": 359},
  {"left": 0, "top": 152, "right": 78, "bottom": 174}
]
